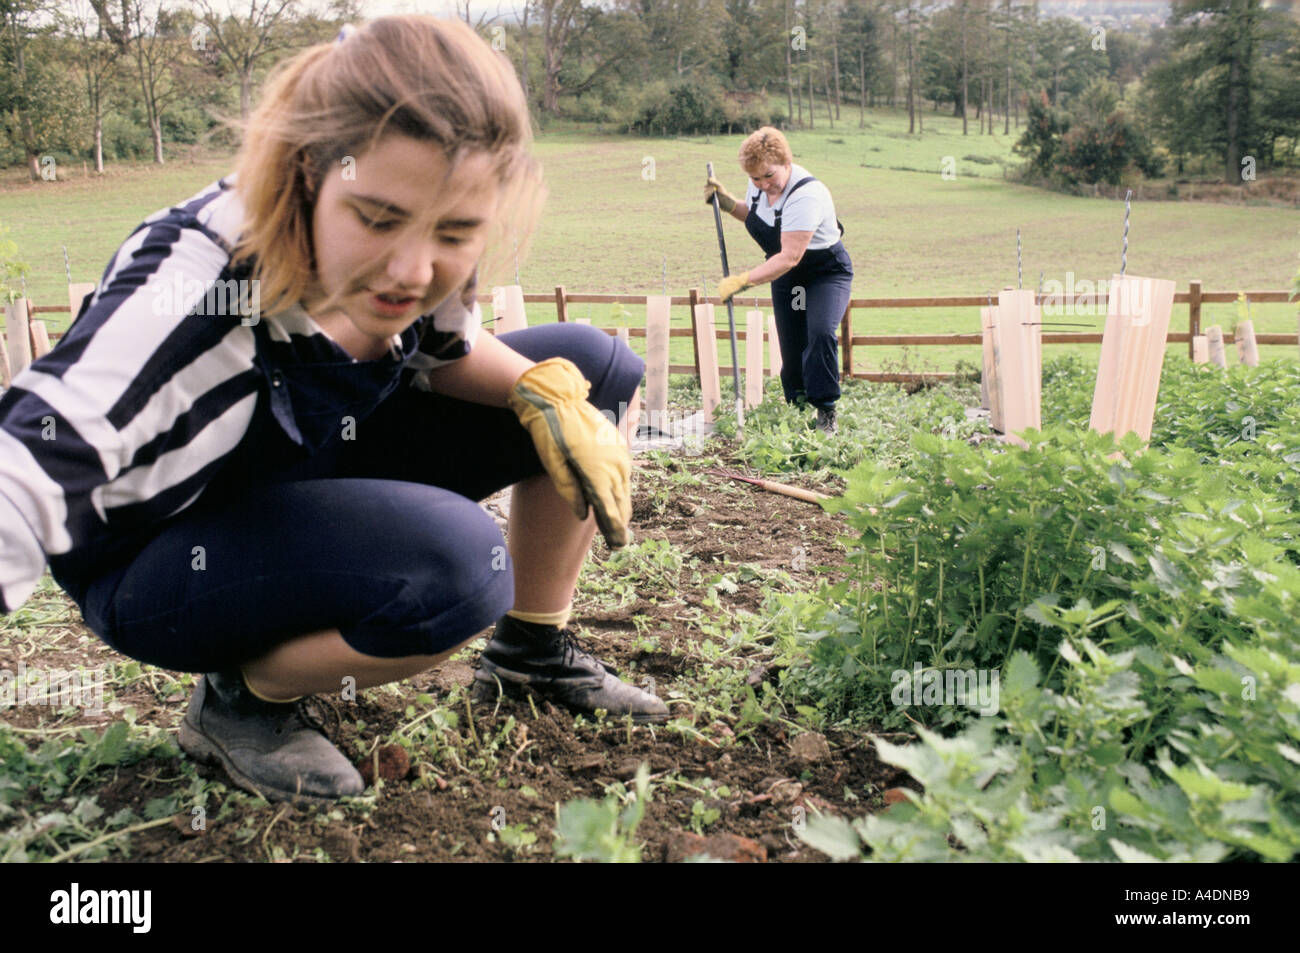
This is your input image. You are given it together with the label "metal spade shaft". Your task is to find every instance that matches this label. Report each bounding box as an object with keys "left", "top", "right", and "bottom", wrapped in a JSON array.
[{"left": 706, "top": 161, "right": 744, "bottom": 426}]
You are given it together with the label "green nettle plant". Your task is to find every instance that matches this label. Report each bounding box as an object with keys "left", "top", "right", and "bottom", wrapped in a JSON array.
[
  {"left": 0, "top": 224, "right": 32, "bottom": 305},
  {"left": 780, "top": 357, "right": 1300, "bottom": 862},
  {"left": 553, "top": 763, "right": 652, "bottom": 863},
  {"left": 712, "top": 377, "right": 982, "bottom": 476}
]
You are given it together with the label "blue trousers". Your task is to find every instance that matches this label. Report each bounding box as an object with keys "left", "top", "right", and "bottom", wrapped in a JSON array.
[
  {"left": 55, "top": 324, "right": 643, "bottom": 673},
  {"left": 771, "top": 264, "right": 853, "bottom": 408}
]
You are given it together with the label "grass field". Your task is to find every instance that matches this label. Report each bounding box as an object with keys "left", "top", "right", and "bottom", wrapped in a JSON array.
[{"left": 2, "top": 105, "right": 1297, "bottom": 372}]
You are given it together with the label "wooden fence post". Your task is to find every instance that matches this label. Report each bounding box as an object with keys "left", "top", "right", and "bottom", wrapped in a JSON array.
[
  {"left": 840, "top": 301, "right": 852, "bottom": 379},
  {"left": 688, "top": 287, "right": 702, "bottom": 383},
  {"left": 554, "top": 285, "right": 567, "bottom": 323},
  {"left": 1187, "top": 279, "right": 1201, "bottom": 361}
]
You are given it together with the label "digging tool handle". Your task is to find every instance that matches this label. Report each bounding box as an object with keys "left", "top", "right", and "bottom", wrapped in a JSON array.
[
  {"left": 757, "top": 478, "right": 829, "bottom": 505},
  {"left": 707, "top": 162, "right": 744, "bottom": 422}
]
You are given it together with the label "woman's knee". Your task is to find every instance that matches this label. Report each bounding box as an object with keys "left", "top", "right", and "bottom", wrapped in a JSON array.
[{"left": 497, "top": 323, "right": 644, "bottom": 412}]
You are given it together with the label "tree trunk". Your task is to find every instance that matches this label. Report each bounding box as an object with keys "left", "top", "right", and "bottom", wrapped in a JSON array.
[
  {"left": 890, "top": 14, "right": 898, "bottom": 107},
  {"left": 858, "top": 46, "right": 865, "bottom": 128},
  {"left": 1005, "top": 68, "right": 1011, "bottom": 134},
  {"left": 241, "top": 69, "right": 252, "bottom": 121},
  {"left": 961, "top": 2, "right": 968, "bottom": 135},
  {"left": 785, "top": 1, "right": 794, "bottom": 124},
  {"left": 94, "top": 114, "right": 104, "bottom": 173},
  {"left": 1004, "top": 0, "right": 1012, "bottom": 135},
  {"left": 796, "top": 59, "right": 803, "bottom": 124},
  {"left": 520, "top": 2, "right": 529, "bottom": 106},
  {"left": 151, "top": 117, "right": 164, "bottom": 164},
  {"left": 1225, "top": 57, "right": 1240, "bottom": 183},
  {"left": 825, "top": 63, "right": 834, "bottom": 128},
  {"left": 906, "top": 5, "right": 915, "bottom": 133},
  {"left": 808, "top": 62, "right": 815, "bottom": 128},
  {"left": 831, "top": 31, "right": 841, "bottom": 119},
  {"left": 542, "top": 2, "right": 560, "bottom": 114}
]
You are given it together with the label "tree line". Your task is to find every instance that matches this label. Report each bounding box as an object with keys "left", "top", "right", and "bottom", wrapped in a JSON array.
[{"left": 1, "top": 0, "right": 1297, "bottom": 186}]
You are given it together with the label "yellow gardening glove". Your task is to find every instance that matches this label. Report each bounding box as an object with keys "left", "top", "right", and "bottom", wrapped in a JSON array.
[
  {"left": 717, "top": 272, "right": 752, "bottom": 303},
  {"left": 508, "top": 358, "right": 632, "bottom": 548},
  {"left": 703, "top": 176, "right": 737, "bottom": 214}
]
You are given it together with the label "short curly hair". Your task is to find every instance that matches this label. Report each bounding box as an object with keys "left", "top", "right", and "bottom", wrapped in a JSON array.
[{"left": 738, "top": 126, "right": 792, "bottom": 173}]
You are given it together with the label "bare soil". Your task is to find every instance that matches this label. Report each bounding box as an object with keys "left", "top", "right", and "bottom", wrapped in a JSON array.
[{"left": 1, "top": 453, "right": 906, "bottom": 863}]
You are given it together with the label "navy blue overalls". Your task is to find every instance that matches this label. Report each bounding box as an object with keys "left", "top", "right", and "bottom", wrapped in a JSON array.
[
  {"left": 745, "top": 176, "right": 854, "bottom": 409},
  {"left": 50, "top": 313, "right": 644, "bottom": 674}
]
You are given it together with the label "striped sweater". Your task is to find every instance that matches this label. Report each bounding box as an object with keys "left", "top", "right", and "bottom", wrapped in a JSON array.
[{"left": 0, "top": 177, "right": 481, "bottom": 612}]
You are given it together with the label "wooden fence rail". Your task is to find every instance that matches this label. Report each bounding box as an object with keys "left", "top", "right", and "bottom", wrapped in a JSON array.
[{"left": 12, "top": 280, "right": 1297, "bottom": 386}]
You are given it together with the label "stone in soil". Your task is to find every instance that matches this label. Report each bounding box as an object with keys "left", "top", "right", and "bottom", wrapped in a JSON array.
[{"left": 665, "top": 831, "right": 767, "bottom": 863}]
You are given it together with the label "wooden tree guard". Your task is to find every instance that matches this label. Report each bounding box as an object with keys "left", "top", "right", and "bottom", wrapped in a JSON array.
[
  {"left": 29, "top": 320, "right": 50, "bottom": 359},
  {"left": 767, "top": 315, "right": 782, "bottom": 378},
  {"left": 1235, "top": 320, "right": 1259, "bottom": 366},
  {"left": 981, "top": 306, "right": 1002, "bottom": 428},
  {"left": 492, "top": 285, "right": 527, "bottom": 334},
  {"left": 1192, "top": 335, "right": 1209, "bottom": 364},
  {"left": 6, "top": 298, "right": 32, "bottom": 379},
  {"left": 745, "top": 310, "right": 764, "bottom": 409},
  {"left": 1206, "top": 325, "right": 1227, "bottom": 368},
  {"left": 692, "top": 303, "right": 721, "bottom": 421},
  {"left": 1089, "top": 274, "right": 1176, "bottom": 444},
  {"left": 616, "top": 327, "right": 629, "bottom": 346},
  {"left": 644, "top": 295, "right": 670, "bottom": 418},
  {"left": 68, "top": 282, "right": 96, "bottom": 320},
  {"left": 993, "top": 289, "right": 1041, "bottom": 445}
]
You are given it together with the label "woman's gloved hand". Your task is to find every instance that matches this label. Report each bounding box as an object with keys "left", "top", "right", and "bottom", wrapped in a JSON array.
[
  {"left": 717, "top": 272, "right": 752, "bottom": 303},
  {"left": 703, "top": 176, "right": 737, "bottom": 214},
  {"left": 508, "top": 358, "right": 631, "bottom": 548}
]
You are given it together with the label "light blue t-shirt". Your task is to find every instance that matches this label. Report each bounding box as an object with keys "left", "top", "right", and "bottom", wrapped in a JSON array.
[{"left": 745, "top": 163, "right": 841, "bottom": 250}]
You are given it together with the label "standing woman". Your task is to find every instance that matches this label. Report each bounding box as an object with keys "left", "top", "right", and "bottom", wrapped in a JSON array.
[
  {"left": 0, "top": 15, "right": 666, "bottom": 805},
  {"left": 706, "top": 126, "right": 853, "bottom": 432}
]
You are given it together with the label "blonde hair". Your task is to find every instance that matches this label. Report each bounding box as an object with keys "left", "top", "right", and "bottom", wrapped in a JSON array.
[
  {"left": 738, "top": 126, "right": 792, "bottom": 173},
  {"left": 230, "top": 15, "right": 543, "bottom": 317}
]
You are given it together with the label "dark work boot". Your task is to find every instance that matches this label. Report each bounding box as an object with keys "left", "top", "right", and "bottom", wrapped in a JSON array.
[
  {"left": 472, "top": 615, "right": 670, "bottom": 723},
  {"left": 814, "top": 405, "right": 838, "bottom": 434},
  {"left": 178, "top": 670, "right": 363, "bottom": 804}
]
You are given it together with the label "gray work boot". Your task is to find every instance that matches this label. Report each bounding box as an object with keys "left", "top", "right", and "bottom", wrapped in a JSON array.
[
  {"left": 814, "top": 405, "right": 838, "bottom": 434},
  {"left": 472, "top": 616, "right": 670, "bottom": 723},
  {"left": 178, "top": 670, "right": 363, "bottom": 804}
]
